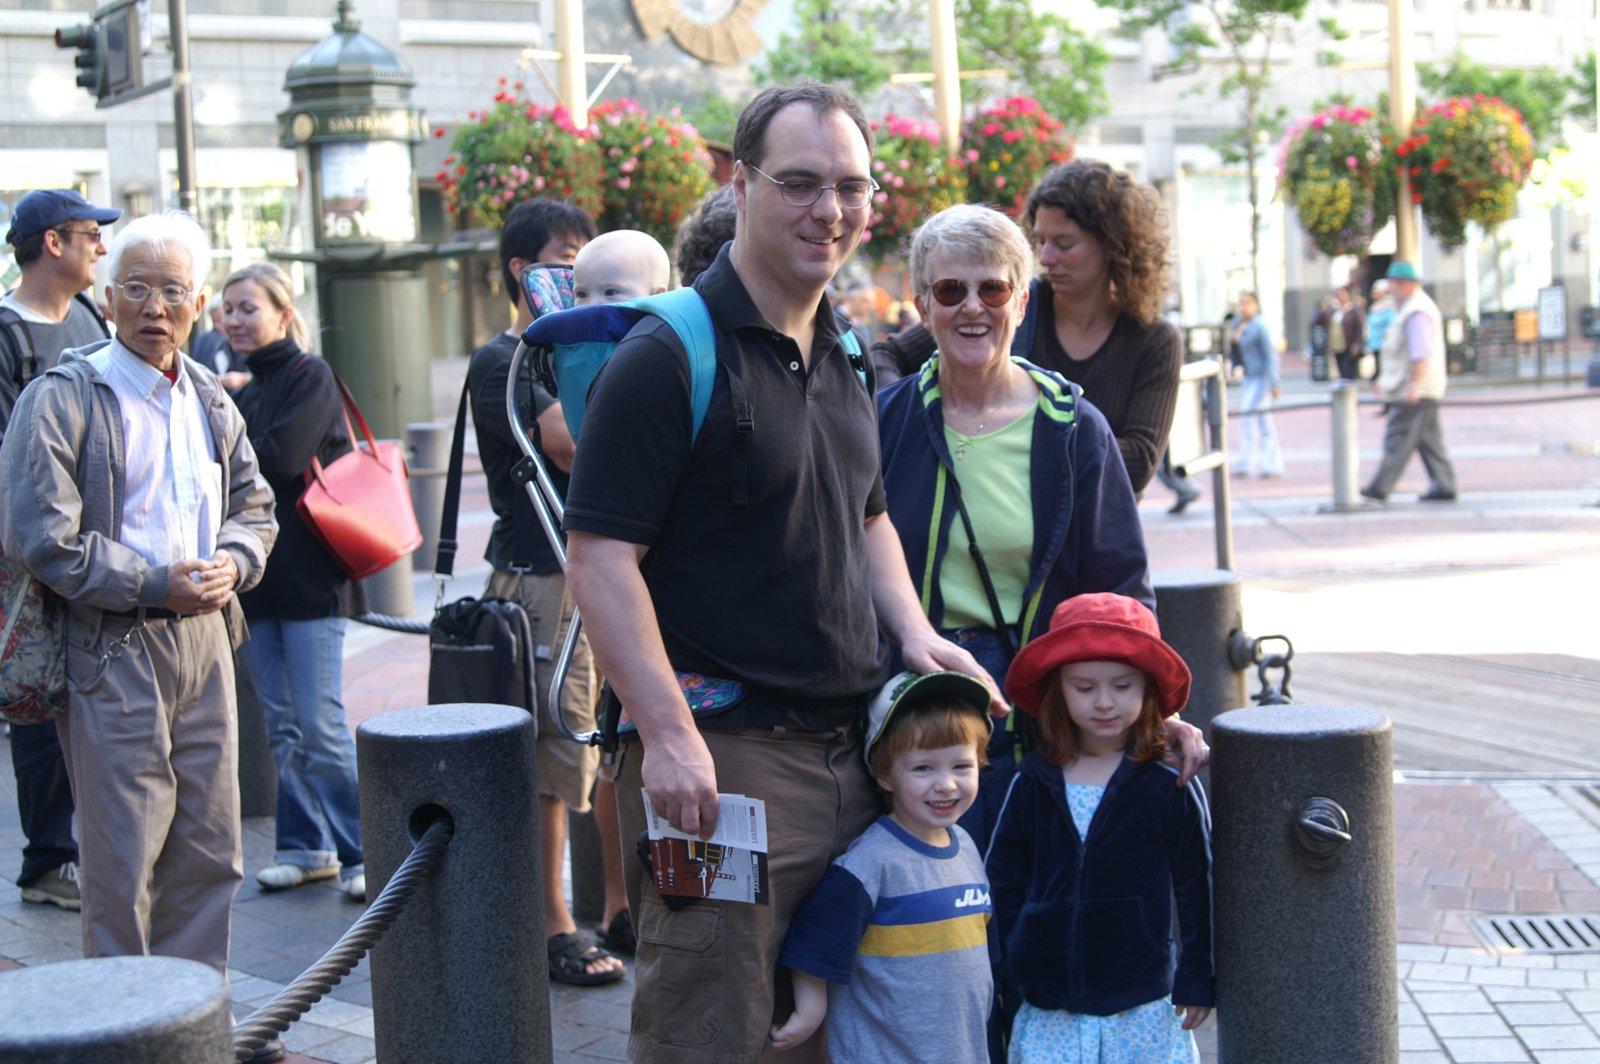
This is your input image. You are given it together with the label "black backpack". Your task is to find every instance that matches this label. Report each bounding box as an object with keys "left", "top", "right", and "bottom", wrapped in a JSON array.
[
  {"left": 0, "top": 291, "right": 110, "bottom": 385},
  {"left": 424, "top": 381, "right": 539, "bottom": 726}
]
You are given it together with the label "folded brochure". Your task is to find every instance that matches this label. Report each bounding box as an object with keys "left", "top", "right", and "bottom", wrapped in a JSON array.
[{"left": 642, "top": 792, "right": 769, "bottom": 905}]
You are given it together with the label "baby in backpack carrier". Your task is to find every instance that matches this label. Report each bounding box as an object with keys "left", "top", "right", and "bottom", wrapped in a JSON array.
[{"left": 572, "top": 229, "right": 671, "bottom": 306}]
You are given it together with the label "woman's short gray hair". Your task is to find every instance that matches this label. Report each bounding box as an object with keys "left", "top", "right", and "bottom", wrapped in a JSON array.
[
  {"left": 108, "top": 210, "right": 213, "bottom": 294},
  {"left": 908, "top": 205, "right": 1034, "bottom": 299}
]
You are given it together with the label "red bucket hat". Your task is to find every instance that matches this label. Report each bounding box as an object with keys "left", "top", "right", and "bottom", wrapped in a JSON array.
[{"left": 1005, "top": 593, "right": 1191, "bottom": 718}]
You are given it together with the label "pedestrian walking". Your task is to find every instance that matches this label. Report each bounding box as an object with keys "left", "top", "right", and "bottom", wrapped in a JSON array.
[
  {"left": 1366, "top": 279, "right": 1395, "bottom": 381},
  {"left": 1230, "top": 292, "right": 1283, "bottom": 477},
  {"left": 564, "top": 83, "right": 997, "bottom": 1061},
  {"left": 0, "top": 210, "right": 277, "bottom": 973},
  {"left": 1332, "top": 284, "right": 1366, "bottom": 382},
  {"left": 225, "top": 262, "right": 366, "bottom": 902},
  {"left": 0, "top": 189, "right": 119, "bottom": 914},
  {"left": 1361, "top": 261, "right": 1458, "bottom": 503},
  {"left": 990, "top": 593, "right": 1214, "bottom": 1063}
]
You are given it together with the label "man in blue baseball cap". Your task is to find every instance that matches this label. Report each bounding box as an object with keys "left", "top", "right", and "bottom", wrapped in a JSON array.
[
  {"left": 1361, "top": 260, "right": 1459, "bottom": 503},
  {"left": 0, "top": 189, "right": 120, "bottom": 916}
]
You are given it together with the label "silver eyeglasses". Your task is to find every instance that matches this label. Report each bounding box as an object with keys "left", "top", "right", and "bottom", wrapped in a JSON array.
[
  {"left": 744, "top": 164, "right": 878, "bottom": 211},
  {"left": 113, "top": 281, "right": 194, "bottom": 306}
]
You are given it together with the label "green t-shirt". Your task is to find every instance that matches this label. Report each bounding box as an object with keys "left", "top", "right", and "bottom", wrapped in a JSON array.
[{"left": 939, "top": 409, "right": 1035, "bottom": 630}]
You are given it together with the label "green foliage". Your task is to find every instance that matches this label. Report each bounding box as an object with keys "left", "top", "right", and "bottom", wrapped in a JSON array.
[
  {"left": 591, "top": 100, "right": 717, "bottom": 249},
  {"left": 440, "top": 87, "right": 604, "bottom": 228},
  {"left": 1572, "top": 55, "right": 1596, "bottom": 129},
  {"left": 962, "top": 96, "right": 1075, "bottom": 216},
  {"left": 1418, "top": 54, "right": 1571, "bottom": 154},
  {"left": 683, "top": 92, "right": 741, "bottom": 147},
  {"left": 753, "top": 0, "right": 893, "bottom": 99},
  {"left": 1397, "top": 96, "right": 1536, "bottom": 247},
  {"left": 861, "top": 115, "right": 968, "bottom": 265},
  {"left": 1277, "top": 104, "right": 1393, "bottom": 256}
]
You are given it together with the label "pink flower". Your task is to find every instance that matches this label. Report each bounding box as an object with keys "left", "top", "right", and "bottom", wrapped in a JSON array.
[
  {"left": 965, "top": 148, "right": 980, "bottom": 163},
  {"left": 620, "top": 157, "right": 637, "bottom": 173},
  {"left": 982, "top": 123, "right": 1001, "bottom": 137},
  {"left": 995, "top": 176, "right": 1007, "bottom": 188},
  {"left": 1002, "top": 130, "right": 1023, "bottom": 143},
  {"left": 1346, "top": 155, "right": 1359, "bottom": 170},
  {"left": 617, "top": 177, "right": 631, "bottom": 190}
]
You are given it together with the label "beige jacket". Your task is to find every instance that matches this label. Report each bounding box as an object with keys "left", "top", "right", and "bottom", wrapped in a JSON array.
[
  {"left": 0, "top": 340, "right": 277, "bottom": 652},
  {"left": 1379, "top": 288, "right": 1447, "bottom": 400}
]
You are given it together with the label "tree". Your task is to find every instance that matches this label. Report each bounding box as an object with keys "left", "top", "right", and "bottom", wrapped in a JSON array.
[
  {"left": 752, "top": 0, "right": 894, "bottom": 100},
  {"left": 1572, "top": 55, "right": 1595, "bottom": 130},
  {"left": 1095, "top": 0, "right": 1315, "bottom": 295},
  {"left": 877, "top": 0, "right": 1110, "bottom": 132},
  {"left": 1418, "top": 54, "right": 1572, "bottom": 154}
]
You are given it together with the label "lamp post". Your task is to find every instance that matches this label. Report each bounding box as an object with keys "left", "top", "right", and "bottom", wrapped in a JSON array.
[
  {"left": 1387, "top": 0, "right": 1419, "bottom": 263},
  {"left": 928, "top": 0, "right": 961, "bottom": 148}
]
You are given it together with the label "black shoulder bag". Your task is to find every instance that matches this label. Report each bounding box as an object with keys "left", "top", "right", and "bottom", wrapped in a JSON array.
[{"left": 426, "top": 380, "right": 540, "bottom": 728}]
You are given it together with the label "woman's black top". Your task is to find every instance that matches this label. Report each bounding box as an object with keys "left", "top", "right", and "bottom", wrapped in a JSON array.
[
  {"left": 234, "top": 338, "right": 350, "bottom": 620},
  {"left": 1028, "top": 281, "right": 1181, "bottom": 493}
]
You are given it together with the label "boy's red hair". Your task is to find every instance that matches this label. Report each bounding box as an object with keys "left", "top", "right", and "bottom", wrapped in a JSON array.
[{"left": 867, "top": 700, "right": 990, "bottom": 785}]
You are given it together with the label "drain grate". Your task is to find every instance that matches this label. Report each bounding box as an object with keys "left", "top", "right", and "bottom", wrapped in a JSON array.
[{"left": 1470, "top": 914, "right": 1600, "bottom": 954}]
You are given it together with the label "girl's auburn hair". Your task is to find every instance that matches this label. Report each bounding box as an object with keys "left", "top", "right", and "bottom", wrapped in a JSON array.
[{"left": 1035, "top": 675, "right": 1168, "bottom": 767}]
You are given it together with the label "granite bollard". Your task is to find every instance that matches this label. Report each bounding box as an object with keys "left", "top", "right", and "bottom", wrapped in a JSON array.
[
  {"left": 568, "top": 804, "right": 606, "bottom": 926},
  {"left": 0, "top": 956, "right": 230, "bottom": 1062},
  {"left": 1211, "top": 704, "right": 1398, "bottom": 1064},
  {"left": 1153, "top": 569, "right": 1248, "bottom": 740},
  {"left": 358, "top": 702, "right": 550, "bottom": 1063}
]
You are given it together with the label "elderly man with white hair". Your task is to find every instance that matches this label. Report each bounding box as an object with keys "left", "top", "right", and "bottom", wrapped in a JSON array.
[{"left": 0, "top": 210, "right": 277, "bottom": 973}]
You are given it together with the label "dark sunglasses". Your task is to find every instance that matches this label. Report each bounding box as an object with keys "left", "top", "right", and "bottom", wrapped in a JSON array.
[{"left": 930, "top": 278, "right": 1015, "bottom": 308}]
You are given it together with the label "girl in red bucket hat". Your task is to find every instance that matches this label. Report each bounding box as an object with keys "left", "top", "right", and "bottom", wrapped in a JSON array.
[{"left": 987, "top": 593, "right": 1213, "bottom": 1061}]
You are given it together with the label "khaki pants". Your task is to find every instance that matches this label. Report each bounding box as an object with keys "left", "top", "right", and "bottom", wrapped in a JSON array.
[
  {"left": 615, "top": 726, "right": 878, "bottom": 1063},
  {"left": 57, "top": 610, "right": 243, "bottom": 972},
  {"left": 485, "top": 570, "right": 600, "bottom": 812}
]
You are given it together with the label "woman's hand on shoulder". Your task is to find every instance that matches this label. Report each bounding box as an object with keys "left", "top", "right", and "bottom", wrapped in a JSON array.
[
  {"left": 900, "top": 631, "right": 1009, "bottom": 716},
  {"left": 1162, "top": 716, "right": 1210, "bottom": 786},
  {"left": 1175, "top": 1003, "right": 1212, "bottom": 1031}
]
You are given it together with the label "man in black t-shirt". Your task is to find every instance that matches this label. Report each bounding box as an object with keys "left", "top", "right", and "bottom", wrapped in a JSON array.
[
  {"left": 563, "top": 85, "right": 998, "bottom": 1061},
  {"left": 465, "top": 199, "right": 629, "bottom": 988}
]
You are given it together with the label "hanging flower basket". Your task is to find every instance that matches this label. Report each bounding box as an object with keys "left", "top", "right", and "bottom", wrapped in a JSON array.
[
  {"left": 438, "top": 79, "right": 604, "bottom": 230},
  {"left": 861, "top": 115, "right": 968, "bottom": 265},
  {"left": 591, "top": 99, "right": 716, "bottom": 249},
  {"left": 1396, "top": 95, "right": 1535, "bottom": 248},
  {"left": 1277, "top": 104, "right": 1394, "bottom": 257},
  {"left": 962, "top": 96, "right": 1075, "bottom": 217}
]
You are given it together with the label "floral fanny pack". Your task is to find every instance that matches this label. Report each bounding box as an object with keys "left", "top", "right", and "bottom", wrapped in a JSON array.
[{"left": 615, "top": 672, "right": 746, "bottom": 736}]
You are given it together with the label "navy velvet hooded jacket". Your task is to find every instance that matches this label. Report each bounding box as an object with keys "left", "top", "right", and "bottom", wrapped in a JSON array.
[
  {"left": 875, "top": 356, "right": 1154, "bottom": 645},
  {"left": 985, "top": 751, "right": 1215, "bottom": 1015}
]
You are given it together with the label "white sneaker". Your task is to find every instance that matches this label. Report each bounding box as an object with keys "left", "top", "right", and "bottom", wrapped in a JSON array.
[
  {"left": 340, "top": 873, "right": 366, "bottom": 901},
  {"left": 256, "top": 863, "right": 339, "bottom": 891}
]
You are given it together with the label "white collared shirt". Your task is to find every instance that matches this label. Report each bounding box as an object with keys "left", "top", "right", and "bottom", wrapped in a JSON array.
[{"left": 87, "top": 339, "right": 223, "bottom": 567}]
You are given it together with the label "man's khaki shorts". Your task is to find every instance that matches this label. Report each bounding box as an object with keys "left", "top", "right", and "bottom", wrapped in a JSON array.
[
  {"left": 615, "top": 725, "right": 879, "bottom": 1062},
  {"left": 485, "top": 570, "right": 599, "bottom": 812}
]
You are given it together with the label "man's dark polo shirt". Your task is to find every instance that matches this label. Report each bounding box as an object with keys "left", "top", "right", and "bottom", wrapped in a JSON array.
[{"left": 562, "top": 246, "right": 890, "bottom": 727}]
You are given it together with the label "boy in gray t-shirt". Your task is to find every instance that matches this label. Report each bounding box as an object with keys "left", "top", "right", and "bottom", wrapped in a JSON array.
[{"left": 773, "top": 671, "right": 996, "bottom": 1062}]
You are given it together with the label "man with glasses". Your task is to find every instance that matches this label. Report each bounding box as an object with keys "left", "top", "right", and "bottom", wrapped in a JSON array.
[
  {"left": 564, "top": 84, "right": 996, "bottom": 1062},
  {"left": 0, "top": 211, "right": 276, "bottom": 986},
  {"left": 1, "top": 189, "right": 120, "bottom": 915}
]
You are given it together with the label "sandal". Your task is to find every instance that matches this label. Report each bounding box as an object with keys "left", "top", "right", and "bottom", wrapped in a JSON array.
[
  {"left": 599, "top": 910, "right": 636, "bottom": 956},
  {"left": 547, "top": 930, "right": 626, "bottom": 987}
]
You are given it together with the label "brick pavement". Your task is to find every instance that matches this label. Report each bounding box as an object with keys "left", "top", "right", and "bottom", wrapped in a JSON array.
[{"left": 1, "top": 374, "right": 1598, "bottom": 1061}]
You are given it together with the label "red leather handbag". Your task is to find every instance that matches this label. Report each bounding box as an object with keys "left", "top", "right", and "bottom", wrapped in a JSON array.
[{"left": 296, "top": 375, "right": 423, "bottom": 580}]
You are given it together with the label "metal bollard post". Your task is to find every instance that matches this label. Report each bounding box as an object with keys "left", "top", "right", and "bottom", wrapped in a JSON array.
[
  {"left": 1326, "top": 380, "right": 1363, "bottom": 512},
  {"left": 406, "top": 422, "right": 450, "bottom": 570},
  {"left": 0, "top": 956, "right": 230, "bottom": 1062},
  {"left": 358, "top": 703, "right": 550, "bottom": 1064},
  {"left": 568, "top": 806, "right": 606, "bottom": 926},
  {"left": 1153, "top": 570, "right": 1248, "bottom": 744},
  {"left": 1212, "top": 705, "right": 1397, "bottom": 1064}
]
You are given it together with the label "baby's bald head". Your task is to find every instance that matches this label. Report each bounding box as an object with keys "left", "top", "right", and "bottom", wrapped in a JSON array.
[{"left": 572, "top": 230, "right": 671, "bottom": 305}]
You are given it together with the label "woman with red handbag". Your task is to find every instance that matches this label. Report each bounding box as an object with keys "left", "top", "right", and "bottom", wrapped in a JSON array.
[{"left": 224, "top": 262, "right": 365, "bottom": 902}]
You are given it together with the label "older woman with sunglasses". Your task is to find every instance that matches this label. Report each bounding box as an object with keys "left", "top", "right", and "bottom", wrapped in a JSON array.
[{"left": 876, "top": 205, "right": 1207, "bottom": 846}]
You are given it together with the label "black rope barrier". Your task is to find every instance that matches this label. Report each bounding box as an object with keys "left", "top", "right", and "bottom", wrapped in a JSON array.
[
  {"left": 230, "top": 815, "right": 454, "bottom": 1061},
  {"left": 1232, "top": 388, "right": 1600, "bottom": 417},
  {"left": 353, "top": 611, "right": 431, "bottom": 635}
]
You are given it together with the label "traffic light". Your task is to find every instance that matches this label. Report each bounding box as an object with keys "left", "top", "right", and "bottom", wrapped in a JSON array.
[
  {"left": 55, "top": 22, "right": 103, "bottom": 97},
  {"left": 55, "top": 2, "right": 145, "bottom": 105}
]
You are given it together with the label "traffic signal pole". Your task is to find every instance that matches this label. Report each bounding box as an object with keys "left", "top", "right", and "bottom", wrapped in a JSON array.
[{"left": 168, "top": 0, "right": 198, "bottom": 213}]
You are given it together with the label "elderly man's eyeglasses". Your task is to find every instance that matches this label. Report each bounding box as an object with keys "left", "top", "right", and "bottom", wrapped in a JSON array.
[
  {"left": 55, "top": 227, "right": 103, "bottom": 243},
  {"left": 113, "top": 281, "right": 194, "bottom": 307},
  {"left": 744, "top": 164, "right": 878, "bottom": 211},
  {"left": 930, "top": 279, "right": 1015, "bottom": 308}
]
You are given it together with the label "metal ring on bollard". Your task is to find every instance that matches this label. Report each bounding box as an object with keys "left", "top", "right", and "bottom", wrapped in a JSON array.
[{"left": 1290, "top": 796, "right": 1352, "bottom": 868}]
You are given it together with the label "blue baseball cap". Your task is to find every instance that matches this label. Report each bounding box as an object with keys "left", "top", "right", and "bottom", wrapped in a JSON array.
[
  {"left": 1386, "top": 260, "right": 1420, "bottom": 282},
  {"left": 5, "top": 189, "right": 122, "bottom": 246}
]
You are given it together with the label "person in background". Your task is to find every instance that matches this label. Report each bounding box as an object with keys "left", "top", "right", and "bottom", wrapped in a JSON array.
[
  {"left": 1230, "top": 292, "right": 1283, "bottom": 478},
  {"left": 672, "top": 184, "right": 736, "bottom": 285},
  {"left": 1331, "top": 285, "right": 1366, "bottom": 382},
  {"left": 191, "top": 302, "right": 250, "bottom": 392},
  {"left": 226, "top": 261, "right": 365, "bottom": 903},
  {"left": 1366, "top": 278, "right": 1395, "bottom": 381},
  {"left": 0, "top": 188, "right": 119, "bottom": 915},
  {"left": 1361, "top": 261, "right": 1458, "bottom": 504}
]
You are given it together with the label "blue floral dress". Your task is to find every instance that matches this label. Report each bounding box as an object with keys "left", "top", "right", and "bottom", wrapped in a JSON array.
[{"left": 1008, "top": 783, "right": 1200, "bottom": 1064}]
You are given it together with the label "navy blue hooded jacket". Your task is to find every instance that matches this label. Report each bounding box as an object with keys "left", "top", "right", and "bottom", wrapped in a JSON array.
[
  {"left": 985, "top": 751, "right": 1215, "bottom": 1015},
  {"left": 876, "top": 356, "right": 1153, "bottom": 645}
]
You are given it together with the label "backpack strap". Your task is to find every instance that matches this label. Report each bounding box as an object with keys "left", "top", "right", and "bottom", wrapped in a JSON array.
[
  {"left": 0, "top": 306, "right": 37, "bottom": 386},
  {"left": 840, "top": 320, "right": 873, "bottom": 392},
  {"left": 434, "top": 380, "right": 471, "bottom": 580},
  {"left": 627, "top": 288, "right": 719, "bottom": 444}
]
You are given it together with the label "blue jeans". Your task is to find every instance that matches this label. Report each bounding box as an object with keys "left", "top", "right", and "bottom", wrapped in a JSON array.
[
  {"left": 240, "top": 616, "right": 363, "bottom": 878},
  {"left": 10, "top": 719, "right": 78, "bottom": 886},
  {"left": 942, "top": 625, "right": 1021, "bottom": 852}
]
